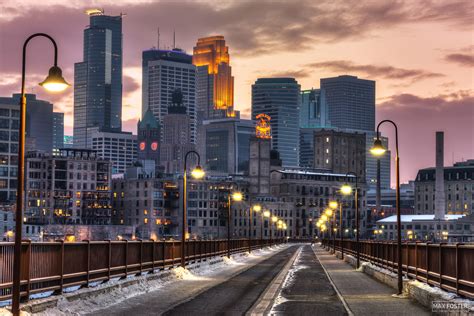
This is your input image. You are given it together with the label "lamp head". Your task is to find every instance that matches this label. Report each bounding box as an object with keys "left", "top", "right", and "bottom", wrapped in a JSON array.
[
  {"left": 321, "top": 214, "right": 328, "bottom": 221},
  {"left": 253, "top": 204, "right": 262, "bottom": 212},
  {"left": 39, "top": 66, "right": 70, "bottom": 92},
  {"left": 324, "top": 208, "right": 333, "bottom": 216},
  {"left": 263, "top": 210, "right": 270, "bottom": 218},
  {"left": 370, "top": 138, "right": 386, "bottom": 156},
  {"left": 231, "top": 192, "right": 243, "bottom": 201},
  {"left": 191, "top": 165, "right": 205, "bottom": 179},
  {"left": 272, "top": 216, "right": 278, "bottom": 222},
  {"left": 341, "top": 184, "right": 352, "bottom": 195},
  {"left": 329, "top": 201, "right": 338, "bottom": 209}
]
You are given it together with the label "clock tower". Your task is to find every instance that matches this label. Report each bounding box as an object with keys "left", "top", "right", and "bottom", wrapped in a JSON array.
[{"left": 137, "top": 107, "right": 161, "bottom": 165}]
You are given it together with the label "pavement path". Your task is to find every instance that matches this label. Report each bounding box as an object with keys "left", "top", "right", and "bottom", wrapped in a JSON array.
[
  {"left": 313, "top": 246, "right": 430, "bottom": 316},
  {"left": 269, "top": 245, "right": 348, "bottom": 315}
]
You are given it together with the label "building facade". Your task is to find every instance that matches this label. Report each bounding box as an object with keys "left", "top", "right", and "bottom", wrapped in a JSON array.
[
  {"left": 320, "top": 75, "right": 375, "bottom": 132},
  {"left": 198, "top": 118, "right": 254, "bottom": 175},
  {"left": 74, "top": 10, "right": 123, "bottom": 148},
  {"left": 193, "top": 36, "right": 235, "bottom": 121},
  {"left": 0, "top": 94, "right": 56, "bottom": 153},
  {"left": 137, "top": 107, "right": 160, "bottom": 166},
  {"left": 89, "top": 128, "right": 137, "bottom": 175},
  {"left": 142, "top": 48, "right": 197, "bottom": 143},
  {"left": 313, "top": 129, "right": 366, "bottom": 181},
  {"left": 415, "top": 160, "right": 474, "bottom": 215},
  {"left": 53, "top": 112, "right": 64, "bottom": 152},
  {"left": 25, "top": 149, "right": 112, "bottom": 225},
  {"left": 252, "top": 78, "right": 301, "bottom": 167}
]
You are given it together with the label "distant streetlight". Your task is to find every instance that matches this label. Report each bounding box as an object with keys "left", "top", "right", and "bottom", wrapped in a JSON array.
[
  {"left": 341, "top": 171, "right": 359, "bottom": 269},
  {"left": 182, "top": 150, "right": 205, "bottom": 267},
  {"left": 12, "top": 33, "right": 69, "bottom": 316},
  {"left": 370, "top": 119, "right": 402, "bottom": 295},
  {"left": 227, "top": 191, "right": 243, "bottom": 258},
  {"left": 329, "top": 200, "right": 338, "bottom": 210},
  {"left": 249, "top": 204, "right": 262, "bottom": 253}
]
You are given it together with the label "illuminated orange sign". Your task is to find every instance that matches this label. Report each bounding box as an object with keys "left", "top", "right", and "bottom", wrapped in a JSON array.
[{"left": 256, "top": 114, "right": 271, "bottom": 139}]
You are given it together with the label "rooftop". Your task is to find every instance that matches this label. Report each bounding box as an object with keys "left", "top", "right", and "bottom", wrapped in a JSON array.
[{"left": 377, "top": 214, "right": 466, "bottom": 223}]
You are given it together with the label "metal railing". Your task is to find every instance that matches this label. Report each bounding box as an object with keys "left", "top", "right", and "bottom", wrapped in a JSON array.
[
  {"left": 321, "top": 239, "right": 474, "bottom": 299},
  {"left": 0, "top": 238, "right": 284, "bottom": 302}
]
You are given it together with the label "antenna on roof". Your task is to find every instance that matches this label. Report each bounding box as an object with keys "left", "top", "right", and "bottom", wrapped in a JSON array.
[
  {"left": 173, "top": 29, "right": 176, "bottom": 49},
  {"left": 157, "top": 27, "right": 160, "bottom": 50}
]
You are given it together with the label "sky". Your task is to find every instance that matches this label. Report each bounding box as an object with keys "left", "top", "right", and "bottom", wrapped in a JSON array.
[{"left": 0, "top": 0, "right": 472, "bottom": 186}]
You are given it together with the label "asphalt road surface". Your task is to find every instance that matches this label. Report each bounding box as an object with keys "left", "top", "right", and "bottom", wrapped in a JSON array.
[{"left": 163, "top": 245, "right": 299, "bottom": 316}]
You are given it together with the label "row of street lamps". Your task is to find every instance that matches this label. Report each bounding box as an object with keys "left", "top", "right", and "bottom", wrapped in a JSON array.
[{"left": 315, "top": 123, "right": 403, "bottom": 295}]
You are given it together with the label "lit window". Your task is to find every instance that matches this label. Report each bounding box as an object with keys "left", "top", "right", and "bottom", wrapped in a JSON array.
[{"left": 144, "top": 218, "right": 148, "bottom": 224}]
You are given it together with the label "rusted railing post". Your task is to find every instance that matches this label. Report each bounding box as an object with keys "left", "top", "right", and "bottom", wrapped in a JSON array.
[
  {"left": 86, "top": 240, "right": 91, "bottom": 287},
  {"left": 439, "top": 242, "right": 444, "bottom": 289},
  {"left": 59, "top": 240, "right": 65, "bottom": 294},
  {"left": 162, "top": 241, "right": 166, "bottom": 270},
  {"left": 25, "top": 240, "right": 32, "bottom": 301},
  {"left": 124, "top": 240, "right": 128, "bottom": 277},
  {"left": 151, "top": 239, "right": 155, "bottom": 273},
  {"left": 455, "top": 243, "right": 461, "bottom": 295},
  {"left": 426, "top": 242, "right": 430, "bottom": 285}
]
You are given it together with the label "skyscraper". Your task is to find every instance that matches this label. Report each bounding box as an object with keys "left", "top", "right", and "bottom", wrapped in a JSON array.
[
  {"left": 0, "top": 94, "right": 55, "bottom": 153},
  {"left": 300, "top": 89, "right": 330, "bottom": 129},
  {"left": 193, "top": 36, "right": 235, "bottom": 121},
  {"left": 252, "top": 78, "right": 301, "bottom": 167},
  {"left": 142, "top": 48, "right": 197, "bottom": 143},
  {"left": 74, "top": 9, "right": 123, "bottom": 148},
  {"left": 320, "top": 75, "right": 375, "bottom": 131}
]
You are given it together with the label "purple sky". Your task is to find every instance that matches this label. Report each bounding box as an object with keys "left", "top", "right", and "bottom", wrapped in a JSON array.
[{"left": 0, "top": 0, "right": 473, "bottom": 186}]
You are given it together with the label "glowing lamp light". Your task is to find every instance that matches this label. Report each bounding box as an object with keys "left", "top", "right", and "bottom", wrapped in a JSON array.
[
  {"left": 370, "top": 138, "right": 387, "bottom": 156},
  {"left": 321, "top": 214, "right": 328, "bottom": 221},
  {"left": 283, "top": 224, "right": 287, "bottom": 230},
  {"left": 341, "top": 184, "right": 352, "bottom": 195},
  {"left": 324, "top": 209, "right": 333, "bottom": 217},
  {"left": 263, "top": 210, "right": 271, "bottom": 218},
  {"left": 232, "top": 192, "right": 243, "bottom": 201},
  {"left": 253, "top": 204, "right": 262, "bottom": 212},
  {"left": 191, "top": 165, "right": 205, "bottom": 179},
  {"left": 39, "top": 66, "right": 70, "bottom": 92},
  {"left": 272, "top": 216, "right": 278, "bottom": 223},
  {"left": 329, "top": 201, "right": 338, "bottom": 209},
  {"left": 316, "top": 222, "right": 322, "bottom": 227}
]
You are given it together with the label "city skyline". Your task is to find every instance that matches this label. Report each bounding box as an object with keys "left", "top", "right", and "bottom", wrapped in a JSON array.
[{"left": 0, "top": 0, "right": 472, "bottom": 186}]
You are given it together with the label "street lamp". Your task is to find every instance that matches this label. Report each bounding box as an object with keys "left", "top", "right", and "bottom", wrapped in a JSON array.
[
  {"left": 341, "top": 172, "right": 359, "bottom": 269},
  {"left": 370, "top": 119, "right": 403, "bottom": 295},
  {"left": 249, "top": 204, "right": 262, "bottom": 253},
  {"left": 227, "top": 191, "right": 243, "bottom": 258},
  {"left": 182, "top": 150, "right": 205, "bottom": 267},
  {"left": 329, "top": 200, "right": 338, "bottom": 210},
  {"left": 12, "top": 33, "right": 69, "bottom": 316}
]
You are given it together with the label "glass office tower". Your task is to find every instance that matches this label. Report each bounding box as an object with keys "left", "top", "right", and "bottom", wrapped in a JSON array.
[
  {"left": 251, "top": 78, "right": 301, "bottom": 167},
  {"left": 74, "top": 11, "right": 123, "bottom": 148}
]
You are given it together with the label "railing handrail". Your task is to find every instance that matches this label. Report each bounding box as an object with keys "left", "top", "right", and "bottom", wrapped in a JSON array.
[{"left": 321, "top": 238, "right": 473, "bottom": 299}]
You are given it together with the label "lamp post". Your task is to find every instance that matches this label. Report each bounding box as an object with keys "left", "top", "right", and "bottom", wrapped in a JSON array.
[
  {"left": 249, "top": 204, "right": 261, "bottom": 253},
  {"left": 341, "top": 172, "right": 359, "bottom": 269},
  {"left": 263, "top": 210, "right": 270, "bottom": 242},
  {"left": 227, "top": 191, "right": 242, "bottom": 258},
  {"left": 181, "top": 151, "right": 205, "bottom": 267},
  {"left": 12, "top": 33, "right": 70, "bottom": 316},
  {"left": 370, "top": 119, "right": 403, "bottom": 295}
]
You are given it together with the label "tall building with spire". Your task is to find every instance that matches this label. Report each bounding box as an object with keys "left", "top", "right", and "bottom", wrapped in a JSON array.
[
  {"left": 160, "top": 89, "right": 195, "bottom": 173},
  {"left": 141, "top": 48, "right": 197, "bottom": 143},
  {"left": 193, "top": 36, "right": 235, "bottom": 121},
  {"left": 74, "top": 9, "right": 123, "bottom": 148}
]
